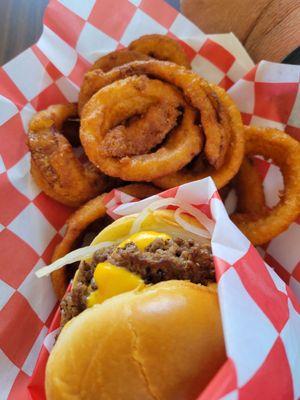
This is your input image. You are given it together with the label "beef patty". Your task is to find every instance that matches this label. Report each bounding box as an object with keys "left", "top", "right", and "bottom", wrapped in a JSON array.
[{"left": 60, "top": 237, "right": 215, "bottom": 326}]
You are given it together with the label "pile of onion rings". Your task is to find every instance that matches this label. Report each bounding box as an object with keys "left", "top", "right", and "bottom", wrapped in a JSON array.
[
  {"left": 79, "top": 60, "right": 244, "bottom": 186},
  {"left": 80, "top": 73, "right": 202, "bottom": 181},
  {"left": 26, "top": 34, "right": 300, "bottom": 298}
]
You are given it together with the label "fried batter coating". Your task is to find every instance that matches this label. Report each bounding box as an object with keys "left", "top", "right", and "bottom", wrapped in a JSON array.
[
  {"left": 129, "top": 34, "right": 191, "bottom": 68},
  {"left": 80, "top": 75, "right": 202, "bottom": 181},
  {"left": 90, "top": 49, "right": 150, "bottom": 72},
  {"left": 100, "top": 102, "right": 180, "bottom": 157},
  {"left": 28, "top": 104, "right": 108, "bottom": 207},
  {"left": 232, "top": 126, "right": 300, "bottom": 245}
]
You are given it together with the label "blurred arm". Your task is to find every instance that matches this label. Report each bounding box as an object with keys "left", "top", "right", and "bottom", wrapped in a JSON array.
[{"left": 181, "top": 0, "right": 300, "bottom": 62}]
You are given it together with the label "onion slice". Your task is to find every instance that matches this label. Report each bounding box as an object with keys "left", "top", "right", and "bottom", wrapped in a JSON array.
[
  {"left": 129, "top": 207, "right": 151, "bottom": 235},
  {"left": 125, "top": 197, "right": 214, "bottom": 235},
  {"left": 35, "top": 242, "right": 114, "bottom": 278},
  {"left": 174, "top": 208, "right": 211, "bottom": 239}
]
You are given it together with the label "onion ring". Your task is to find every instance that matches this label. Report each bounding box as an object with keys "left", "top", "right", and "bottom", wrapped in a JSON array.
[
  {"left": 99, "top": 101, "right": 181, "bottom": 157},
  {"left": 234, "top": 157, "right": 266, "bottom": 215},
  {"left": 78, "top": 60, "right": 243, "bottom": 178},
  {"left": 80, "top": 74, "right": 202, "bottom": 181},
  {"left": 129, "top": 34, "right": 191, "bottom": 68},
  {"left": 51, "top": 183, "right": 160, "bottom": 299},
  {"left": 28, "top": 104, "right": 108, "bottom": 207},
  {"left": 89, "top": 49, "right": 150, "bottom": 72},
  {"left": 231, "top": 126, "right": 300, "bottom": 245},
  {"left": 153, "top": 84, "right": 244, "bottom": 189}
]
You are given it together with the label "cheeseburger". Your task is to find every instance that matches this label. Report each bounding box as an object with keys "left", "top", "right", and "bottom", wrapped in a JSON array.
[{"left": 41, "top": 206, "right": 226, "bottom": 400}]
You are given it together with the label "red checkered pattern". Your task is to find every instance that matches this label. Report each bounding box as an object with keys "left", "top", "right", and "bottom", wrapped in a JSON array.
[
  {"left": 37, "top": 0, "right": 254, "bottom": 90},
  {"left": 0, "top": 0, "right": 299, "bottom": 399},
  {"left": 228, "top": 61, "right": 300, "bottom": 140},
  {"left": 228, "top": 63, "right": 300, "bottom": 301}
]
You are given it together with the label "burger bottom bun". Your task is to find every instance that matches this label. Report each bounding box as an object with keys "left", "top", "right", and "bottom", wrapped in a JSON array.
[{"left": 46, "top": 281, "right": 226, "bottom": 400}]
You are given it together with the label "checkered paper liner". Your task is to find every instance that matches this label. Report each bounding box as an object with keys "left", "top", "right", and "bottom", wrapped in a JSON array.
[
  {"left": 29, "top": 181, "right": 300, "bottom": 400},
  {"left": 0, "top": 0, "right": 299, "bottom": 399}
]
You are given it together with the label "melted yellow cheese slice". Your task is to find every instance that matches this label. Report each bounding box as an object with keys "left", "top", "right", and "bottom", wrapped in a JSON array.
[
  {"left": 119, "top": 230, "right": 171, "bottom": 251},
  {"left": 87, "top": 231, "right": 171, "bottom": 307},
  {"left": 87, "top": 262, "right": 145, "bottom": 307}
]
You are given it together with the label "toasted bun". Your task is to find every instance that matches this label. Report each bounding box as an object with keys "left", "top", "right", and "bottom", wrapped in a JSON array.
[{"left": 46, "top": 281, "right": 225, "bottom": 400}]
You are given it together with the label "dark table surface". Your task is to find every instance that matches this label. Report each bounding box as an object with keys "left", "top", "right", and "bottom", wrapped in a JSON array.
[
  {"left": 0, "top": 0, "right": 180, "bottom": 66},
  {"left": 0, "top": 0, "right": 49, "bottom": 66}
]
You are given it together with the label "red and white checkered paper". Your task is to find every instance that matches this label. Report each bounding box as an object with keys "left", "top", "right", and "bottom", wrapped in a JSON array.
[{"left": 0, "top": 0, "right": 299, "bottom": 399}]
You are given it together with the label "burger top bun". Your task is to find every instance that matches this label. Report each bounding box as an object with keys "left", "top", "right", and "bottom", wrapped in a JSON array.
[{"left": 46, "top": 280, "right": 225, "bottom": 400}]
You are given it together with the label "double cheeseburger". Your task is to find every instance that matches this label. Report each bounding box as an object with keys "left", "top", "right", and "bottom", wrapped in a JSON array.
[{"left": 45, "top": 209, "right": 226, "bottom": 400}]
